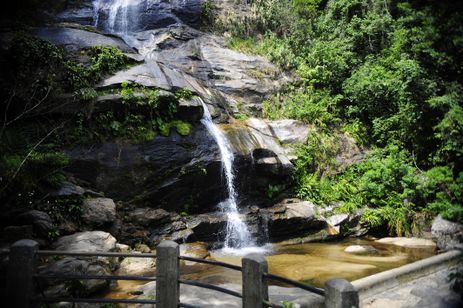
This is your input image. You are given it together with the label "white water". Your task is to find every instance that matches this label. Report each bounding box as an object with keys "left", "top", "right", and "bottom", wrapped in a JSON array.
[
  {"left": 93, "top": 0, "right": 136, "bottom": 34},
  {"left": 200, "top": 100, "right": 256, "bottom": 249}
]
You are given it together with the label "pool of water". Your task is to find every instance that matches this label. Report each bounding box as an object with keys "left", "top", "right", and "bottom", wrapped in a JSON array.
[
  {"left": 183, "top": 238, "right": 435, "bottom": 287},
  {"left": 106, "top": 238, "right": 436, "bottom": 299}
]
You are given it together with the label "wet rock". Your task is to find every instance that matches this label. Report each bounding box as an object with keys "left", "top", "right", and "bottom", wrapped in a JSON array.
[
  {"left": 375, "top": 237, "right": 436, "bottom": 249},
  {"left": 81, "top": 198, "right": 116, "bottom": 226},
  {"left": 17, "top": 210, "right": 54, "bottom": 236},
  {"left": 180, "top": 242, "right": 210, "bottom": 261},
  {"left": 344, "top": 245, "right": 378, "bottom": 254},
  {"left": 34, "top": 27, "right": 134, "bottom": 53},
  {"left": 128, "top": 208, "right": 171, "bottom": 227},
  {"left": 118, "top": 254, "right": 156, "bottom": 275},
  {"left": 177, "top": 96, "right": 204, "bottom": 122},
  {"left": 52, "top": 231, "right": 117, "bottom": 252},
  {"left": 431, "top": 215, "right": 463, "bottom": 251}
]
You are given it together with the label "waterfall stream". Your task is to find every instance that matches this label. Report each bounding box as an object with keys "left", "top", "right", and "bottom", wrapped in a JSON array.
[
  {"left": 92, "top": 1, "right": 265, "bottom": 251},
  {"left": 200, "top": 100, "right": 254, "bottom": 249},
  {"left": 93, "top": 0, "right": 135, "bottom": 34}
]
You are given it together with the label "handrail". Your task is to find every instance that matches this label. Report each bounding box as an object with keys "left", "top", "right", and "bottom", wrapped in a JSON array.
[
  {"left": 35, "top": 274, "right": 156, "bottom": 282},
  {"left": 265, "top": 272, "right": 325, "bottom": 296},
  {"left": 179, "top": 278, "right": 242, "bottom": 298},
  {"left": 36, "top": 297, "right": 157, "bottom": 304},
  {"left": 179, "top": 255, "right": 242, "bottom": 271},
  {"left": 8, "top": 246, "right": 325, "bottom": 308},
  {"left": 37, "top": 250, "right": 156, "bottom": 258}
]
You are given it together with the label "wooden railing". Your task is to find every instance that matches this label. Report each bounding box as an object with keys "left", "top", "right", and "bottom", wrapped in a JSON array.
[{"left": 5, "top": 239, "right": 359, "bottom": 308}]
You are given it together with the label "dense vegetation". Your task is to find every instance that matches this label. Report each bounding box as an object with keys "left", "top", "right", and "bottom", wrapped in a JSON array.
[{"left": 221, "top": 0, "right": 463, "bottom": 234}]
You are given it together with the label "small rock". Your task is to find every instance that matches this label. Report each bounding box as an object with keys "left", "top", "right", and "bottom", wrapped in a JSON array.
[
  {"left": 116, "top": 243, "right": 131, "bottom": 253},
  {"left": 81, "top": 198, "right": 116, "bottom": 226},
  {"left": 135, "top": 243, "right": 151, "bottom": 253},
  {"left": 344, "top": 245, "right": 378, "bottom": 254},
  {"left": 375, "top": 237, "right": 436, "bottom": 249},
  {"left": 118, "top": 254, "right": 156, "bottom": 275},
  {"left": 52, "top": 231, "right": 117, "bottom": 252},
  {"left": 180, "top": 242, "right": 210, "bottom": 265}
]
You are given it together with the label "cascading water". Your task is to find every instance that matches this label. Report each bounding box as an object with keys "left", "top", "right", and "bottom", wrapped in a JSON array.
[
  {"left": 199, "top": 100, "right": 254, "bottom": 249},
  {"left": 93, "top": 0, "right": 135, "bottom": 34}
]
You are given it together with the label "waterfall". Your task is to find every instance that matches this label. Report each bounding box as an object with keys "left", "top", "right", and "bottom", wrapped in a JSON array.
[
  {"left": 92, "top": 0, "right": 101, "bottom": 27},
  {"left": 200, "top": 100, "right": 254, "bottom": 249},
  {"left": 92, "top": 0, "right": 134, "bottom": 34}
]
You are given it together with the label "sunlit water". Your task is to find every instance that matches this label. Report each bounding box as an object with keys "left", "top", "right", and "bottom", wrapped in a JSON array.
[
  {"left": 200, "top": 100, "right": 255, "bottom": 249},
  {"left": 104, "top": 238, "right": 436, "bottom": 299}
]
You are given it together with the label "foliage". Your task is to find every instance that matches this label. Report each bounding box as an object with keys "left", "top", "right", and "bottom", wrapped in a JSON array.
[
  {"left": 223, "top": 0, "right": 463, "bottom": 226},
  {"left": 65, "top": 45, "right": 132, "bottom": 90}
]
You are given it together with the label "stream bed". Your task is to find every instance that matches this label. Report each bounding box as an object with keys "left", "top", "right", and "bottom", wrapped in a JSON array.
[{"left": 107, "top": 238, "right": 436, "bottom": 299}]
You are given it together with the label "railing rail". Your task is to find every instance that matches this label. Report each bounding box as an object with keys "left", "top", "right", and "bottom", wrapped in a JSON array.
[{"left": 6, "top": 239, "right": 359, "bottom": 308}]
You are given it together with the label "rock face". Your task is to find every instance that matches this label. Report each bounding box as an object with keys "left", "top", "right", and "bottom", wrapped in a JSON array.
[
  {"left": 52, "top": 231, "right": 117, "bottom": 252},
  {"left": 431, "top": 215, "right": 463, "bottom": 251},
  {"left": 81, "top": 198, "right": 116, "bottom": 226},
  {"left": 66, "top": 125, "right": 225, "bottom": 213},
  {"left": 35, "top": 27, "right": 134, "bottom": 53}
]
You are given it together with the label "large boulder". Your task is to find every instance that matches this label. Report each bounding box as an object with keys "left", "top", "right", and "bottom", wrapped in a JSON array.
[
  {"left": 186, "top": 212, "right": 228, "bottom": 242},
  {"left": 81, "top": 198, "right": 116, "bottom": 226},
  {"left": 431, "top": 215, "right": 463, "bottom": 251},
  {"left": 17, "top": 210, "right": 54, "bottom": 236},
  {"left": 266, "top": 199, "right": 327, "bottom": 241},
  {"left": 52, "top": 231, "right": 117, "bottom": 252},
  {"left": 127, "top": 208, "right": 171, "bottom": 227},
  {"left": 39, "top": 257, "right": 111, "bottom": 297},
  {"left": 375, "top": 237, "right": 436, "bottom": 249}
]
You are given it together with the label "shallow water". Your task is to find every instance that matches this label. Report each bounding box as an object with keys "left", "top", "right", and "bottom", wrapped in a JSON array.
[
  {"left": 106, "top": 238, "right": 436, "bottom": 299},
  {"left": 185, "top": 238, "right": 435, "bottom": 287}
]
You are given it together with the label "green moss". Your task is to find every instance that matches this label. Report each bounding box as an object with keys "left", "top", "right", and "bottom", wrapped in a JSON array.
[{"left": 172, "top": 121, "right": 192, "bottom": 136}]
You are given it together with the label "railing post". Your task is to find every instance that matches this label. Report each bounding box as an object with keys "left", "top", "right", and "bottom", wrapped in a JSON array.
[
  {"left": 324, "top": 279, "right": 359, "bottom": 308},
  {"left": 242, "top": 253, "right": 269, "bottom": 308},
  {"left": 7, "top": 239, "right": 39, "bottom": 308},
  {"left": 156, "top": 240, "right": 179, "bottom": 308}
]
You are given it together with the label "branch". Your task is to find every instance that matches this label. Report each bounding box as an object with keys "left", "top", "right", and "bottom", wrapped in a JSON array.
[{"left": 0, "top": 122, "right": 64, "bottom": 194}]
